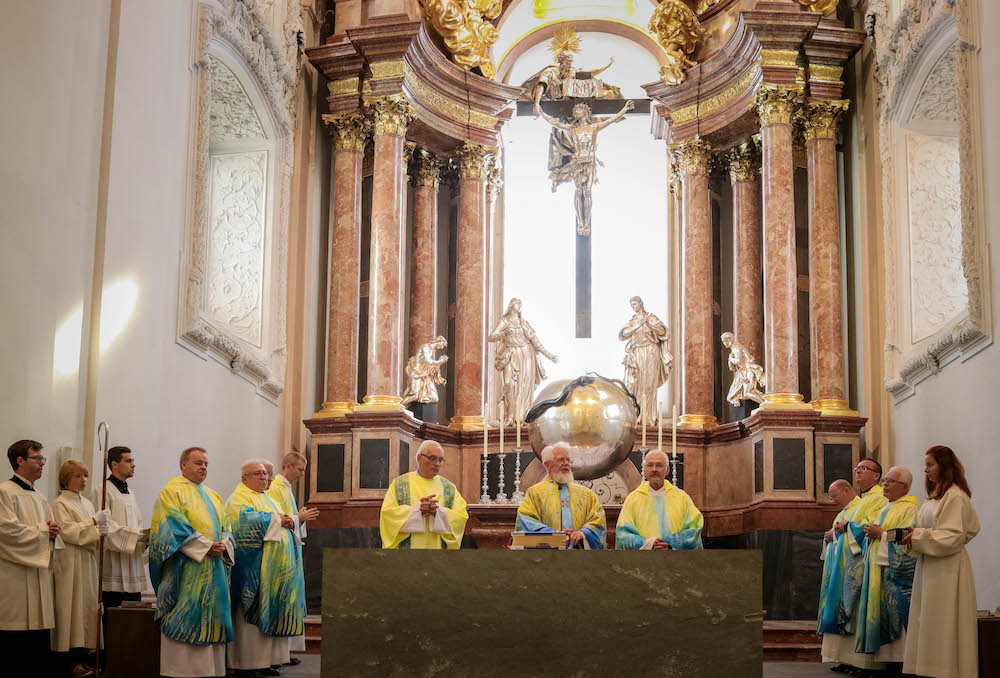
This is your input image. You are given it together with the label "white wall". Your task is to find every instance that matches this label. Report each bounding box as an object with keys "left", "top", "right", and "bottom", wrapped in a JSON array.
[
  {"left": 0, "top": 2, "right": 110, "bottom": 497},
  {"left": 0, "top": 0, "right": 284, "bottom": 515},
  {"left": 887, "top": 0, "right": 1000, "bottom": 611}
]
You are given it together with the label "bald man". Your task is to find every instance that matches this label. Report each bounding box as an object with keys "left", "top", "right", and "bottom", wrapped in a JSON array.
[{"left": 616, "top": 450, "right": 702, "bottom": 550}]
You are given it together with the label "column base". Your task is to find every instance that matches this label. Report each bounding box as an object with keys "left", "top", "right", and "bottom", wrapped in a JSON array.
[
  {"left": 450, "top": 415, "right": 486, "bottom": 431},
  {"left": 759, "top": 392, "right": 815, "bottom": 411},
  {"left": 354, "top": 395, "right": 405, "bottom": 412},
  {"left": 810, "top": 398, "right": 859, "bottom": 417},
  {"left": 677, "top": 414, "right": 718, "bottom": 430},
  {"left": 313, "top": 401, "right": 357, "bottom": 418}
]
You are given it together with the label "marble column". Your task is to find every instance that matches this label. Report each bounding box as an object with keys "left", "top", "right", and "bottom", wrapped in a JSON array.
[
  {"left": 316, "top": 112, "right": 370, "bottom": 417},
  {"left": 755, "top": 85, "right": 811, "bottom": 410},
  {"left": 450, "top": 143, "right": 491, "bottom": 430},
  {"left": 672, "top": 138, "right": 716, "bottom": 430},
  {"left": 726, "top": 139, "right": 764, "bottom": 366},
  {"left": 358, "top": 96, "right": 414, "bottom": 411},
  {"left": 800, "top": 98, "right": 856, "bottom": 416},
  {"left": 408, "top": 149, "right": 441, "bottom": 358}
]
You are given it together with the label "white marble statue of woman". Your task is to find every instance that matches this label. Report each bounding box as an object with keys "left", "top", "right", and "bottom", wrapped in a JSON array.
[
  {"left": 618, "top": 296, "right": 672, "bottom": 426},
  {"left": 487, "top": 298, "right": 558, "bottom": 426}
]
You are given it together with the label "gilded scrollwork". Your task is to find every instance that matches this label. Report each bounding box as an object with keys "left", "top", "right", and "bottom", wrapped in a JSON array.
[
  {"left": 798, "top": 0, "right": 839, "bottom": 16},
  {"left": 649, "top": 0, "right": 701, "bottom": 86},
  {"left": 321, "top": 111, "right": 371, "bottom": 152},
  {"left": 420, "top": 0, "right": 502, "bottom": 79}
]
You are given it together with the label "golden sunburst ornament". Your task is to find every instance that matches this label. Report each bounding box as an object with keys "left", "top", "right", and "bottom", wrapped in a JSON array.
[{"left": 549, "top": 26, "right": 583, "bottom": 57}]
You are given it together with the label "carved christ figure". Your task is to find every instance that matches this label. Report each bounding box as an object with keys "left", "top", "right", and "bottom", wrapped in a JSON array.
[
  {"left": 488, "top": 298, "right": 559, "bottom": 426},
  {"left": 401, "top": 336, "right": 449, "bottom": 406},
  {"left": 534, "top": 99, "right": 634, "bottom": 236},
  {"left": 721, "top": 332, "right": 765, "bottom": 406},
  {"left": 619, "top": 296, "right": 672, "bottom": 427}
]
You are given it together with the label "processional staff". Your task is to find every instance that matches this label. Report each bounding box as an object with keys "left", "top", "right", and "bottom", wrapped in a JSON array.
[{"left": 95, "top": 421, "right": 110, "bottom": 674}]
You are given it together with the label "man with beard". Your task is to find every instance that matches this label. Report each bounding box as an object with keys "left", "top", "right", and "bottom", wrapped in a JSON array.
[
  {"left": 515, "top": 443, "right": 606, "bottom": 549},
  {"left": 615, "top": 450, "right": 702, "bottom": 550}
]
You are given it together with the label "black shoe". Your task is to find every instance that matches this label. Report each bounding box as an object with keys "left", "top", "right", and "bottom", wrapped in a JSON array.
[
  {"left": 261, "top": 668, "right": 281, "bottom": 677},
  {"left": 830, "top": 666, "right": 851, "bottom": 674},
  {"left": 283, "top": 657, "right": 301, "bottom": 666}
]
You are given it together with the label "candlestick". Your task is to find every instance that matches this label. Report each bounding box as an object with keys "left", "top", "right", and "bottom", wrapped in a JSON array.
[
  {"left": 657, "top": 399, "right": 663, "bottom": 451},
  {"left": 480, "top": 416, "right": 491, "bottom": 504},
  {"left": 512, "top": 448, "right": 525, "bottom": 504}
]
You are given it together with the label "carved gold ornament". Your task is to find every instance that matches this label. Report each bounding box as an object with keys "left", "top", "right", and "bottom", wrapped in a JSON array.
[
  {"left": 669, "top": 59, "right": 761, "bottom": 125},
  {"left": 726, "top": 140, "right": 759, "bottom": 182},
  {"left": 365, "top": 95, "right": 416, "bottom": 136},
  {"left": 808, "top": 64, "right": 845, "bottom": 84},
  {"left": 453, "top": 142, "right": 494, "bottom": 180},
  {"left": 420, "top": 0, "right": 502, "bottom": 79},
  {"left": 328, "top": 77, "right": 360, "bottom": 97},
  {"left": 413, "top": 149, "right": 444, "bottom": 188},
  {"left": 755, "top": 84, "right": 802, "bottom": 126},
  {"left": 669, "top": 136, "right": 713, "bottom": 176},
  {"left": 321, "top": 111, "right": 371, "bottom": 152},
  {"left": 549, "top": 26, "right": 583, "bottom": 57},
  {"left": 796, "top": 98, "right": 850, "bottom": 140},
  {"left": 797, "top": 0, "right": 839, "bottom": 16},
  {"left": 649, "top": 0, "right": 701, "bottom": 86},
  {"left": 696, "top": 0, "right": 721, "bottom": 13}
]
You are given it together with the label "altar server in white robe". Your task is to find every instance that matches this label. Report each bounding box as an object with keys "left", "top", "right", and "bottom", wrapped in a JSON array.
[
  {"left": 0, "top": 440, "right": 64, "bottom": 675},
  {"left": 902, "top": 446, "right": 980, "bottom": 678},
  {"left": 51, "top": 460, "right": 109, "bottom": 677},
  {"left": 91, "top": 446, "right": 149, "bottom": 609},
  {"left": 149, "top": 447, "right": 234, "bottom": 678}
]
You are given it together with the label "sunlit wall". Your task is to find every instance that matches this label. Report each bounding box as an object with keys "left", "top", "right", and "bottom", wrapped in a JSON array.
[{"left": 502, "top": 33, "right": 673, "bottom": 416}]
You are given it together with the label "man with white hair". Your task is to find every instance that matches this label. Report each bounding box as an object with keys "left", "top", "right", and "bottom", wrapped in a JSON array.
[
  {"left": 615, "top": 450, "right": 702, "bottom": 550},
  {"left": 515, "top": 443, "right": 606, "bottom": 549},
  {"left": 380, "top": 440, "right": 468, "bottom": 549},
  {"left": 225, "top": 460, "right": 305, "bottom": 677},
  {"left": 854, "top": 466, "right": 919, "bottom": 668}
]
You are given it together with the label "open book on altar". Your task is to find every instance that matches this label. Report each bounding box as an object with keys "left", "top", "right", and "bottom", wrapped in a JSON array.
[{"left": 510, "top": 531, "right": 570, "bottom": 549}]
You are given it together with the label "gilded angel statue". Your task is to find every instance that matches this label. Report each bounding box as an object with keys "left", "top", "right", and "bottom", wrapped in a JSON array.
[
  {"left": 488, "top": 298, "right": 559, "bottom": 426},
  {"left": 721, "top": 332, "right": 765, "bottom": 406},
  {"left": 648, "top": 0, "right": 701, "bottom": 86},
  {"left": 401, "top": 336, "right": 449, "bottom": 406}
]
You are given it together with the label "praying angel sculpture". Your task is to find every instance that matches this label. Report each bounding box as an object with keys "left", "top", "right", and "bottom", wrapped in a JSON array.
[{"left": 401, "top": 336, "right": 449, "bottom": 406}]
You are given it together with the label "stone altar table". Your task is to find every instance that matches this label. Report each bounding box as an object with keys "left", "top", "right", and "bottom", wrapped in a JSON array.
[{"left": 322, "top": 549, "right": 762, "bottom": 677}]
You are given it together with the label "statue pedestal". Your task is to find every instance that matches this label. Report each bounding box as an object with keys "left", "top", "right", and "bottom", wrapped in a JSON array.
[{"left": 406, "top": 402, "right": 438, "bottom": 424}]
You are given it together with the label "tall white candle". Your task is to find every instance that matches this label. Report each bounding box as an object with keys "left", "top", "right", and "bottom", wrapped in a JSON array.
[
  {"left": 516, "top": 419, "right": 521, "bottom": 449},
  {"left": 499, "top": 402, "right": 504, "bottom": 453},
  {"left": 672, "top": 404, "right": 678, "bottom": 460},
  {"left": 483, "top": 416, "right": 488, "bottom": 458},
  {"left": 657, "top": 399, "right": 663, "bottom": 450}
]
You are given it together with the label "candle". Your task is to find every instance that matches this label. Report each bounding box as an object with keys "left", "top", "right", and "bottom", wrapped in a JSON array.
[
  {"left": 672, "top": 404, "right": 678, "bottom": 460},
  {"left": 483, "top": 416, "right": 488, "bottom": 458},
  {"left": 499, "top": 402, "right": 504, "bottom": 453},
  {"left": 642, "top": 417, "right": 647, "bottom": 449},
  {"left": 657, "top": 399, "right": 663, "bottom": 451},
  {"left": 516, "top": 419, "right": 521, "bottom": 449}
]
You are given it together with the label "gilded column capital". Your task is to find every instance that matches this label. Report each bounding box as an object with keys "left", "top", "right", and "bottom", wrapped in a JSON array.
[
  {"left": 796, "top": 98, "right": 850, "bottom": 140},
  {"left": 453, "top": 142, "right": 493, "bottom": 180},
  {"left": 365, "top": 95, "right": 416, "bottom": 137},
  {"left": 755, "top": 84, "right": 803, "bottom": 127},
  {"left": 667, "top": 159, "right": 681, "bottom": 197},
  {"left": 726, "top": 140, "right": 760, "bottom": 183},
  {"left": 797, "top": 0, "right": 839, "bottom": 16},
  {"left": 321, "top": 111, "right": 371, "bottom": 153},
  {"left": 669, "top": 137, "right": 713, "bottom": 176},
  {"left": 412, "top": 148, "right": 443, "bottom": 188}
]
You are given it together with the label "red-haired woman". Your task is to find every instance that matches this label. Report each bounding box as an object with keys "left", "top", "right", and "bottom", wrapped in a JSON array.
[{"left": 901, "top": 446, "right": 980, "bottom": 678}]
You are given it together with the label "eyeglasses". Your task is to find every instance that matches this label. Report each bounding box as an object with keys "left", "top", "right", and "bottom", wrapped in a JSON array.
[
  {"left": 854, "top": 465, "right": 877, "bottom": 472},
  {"left": 883, "top": 478, "right": 905, "bottom": 485},
  {"left": 420, "top": 455, "right": 444, "bottom": 464},
  {"left": 245, "top": 470, "right": 268, "bottom": 477},
  {"left": 26, "top": 455, "right": 46, "bottom": 463}
]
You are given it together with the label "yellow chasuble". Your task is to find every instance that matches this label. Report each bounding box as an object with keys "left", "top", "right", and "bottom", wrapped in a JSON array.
[
  {"left": 615, "top": 480, "right": 703, "bottom": 550},
  {"left": 380, "top": 472, "right": 468, "bottom": 549},
  {"left": 515, "top": 477, "right": 607, "bottom": 549},
  {"left": 266, "top": 474, "right": 297, "bottom": 518}
]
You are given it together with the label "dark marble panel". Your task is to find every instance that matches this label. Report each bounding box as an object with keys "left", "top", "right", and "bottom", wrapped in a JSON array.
[
  {"left": 358, "top": 438, "right": 390, "bottom": 489},
  {"left": 754, "top": 440, "right": 764, "bottom": 493},
  {"left": 399, "top": 440, "right": 410, "bottom": 475},
  {"left": 628, "top": 449, "right": 642, "bottom": 474},
  {"left": 322, "top": 549, "right": 762, "bottom": 677},
  {"left": 316, "top": 443, "right": 345, "bottom": 493},
  {"left": 823, "top": 443, "right": 853, "bottom": 490},
  {"left": 704, "top": 529, "right": 824, "bottom": 620},
  {"left": 407, "top": 402, "right": 437, "bottom": 425},
  {"left": 773, "top": 438, "right": 806, "bottom": 491}
]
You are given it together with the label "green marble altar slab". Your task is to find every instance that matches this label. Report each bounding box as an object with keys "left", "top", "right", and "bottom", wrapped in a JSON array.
[{"left": 322, "top": 549, "right": 762, "bottom": 677}]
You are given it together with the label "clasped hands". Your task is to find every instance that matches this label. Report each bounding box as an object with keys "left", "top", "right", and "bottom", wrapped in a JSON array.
[
  {"left": 207, "top": 540, "right": 228, "bottom": 557},
  {"left": 46, "top": 520, "right": 61, "bottom": 540},
  {"left": 418, "top": 494, "right": 439, "bottom": 517}
]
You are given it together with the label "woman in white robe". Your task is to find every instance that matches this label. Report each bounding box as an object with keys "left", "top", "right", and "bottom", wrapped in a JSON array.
[
  {"left": 51, "top": 460, "right": 108, "bottom": 678},
  {"left": 902, "top": 446, "right": 980, "bottom": 678}
]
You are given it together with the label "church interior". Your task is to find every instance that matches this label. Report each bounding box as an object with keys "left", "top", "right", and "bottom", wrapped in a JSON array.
[{"left": 2, "top": 0, "right": 999, "bottom": 676}]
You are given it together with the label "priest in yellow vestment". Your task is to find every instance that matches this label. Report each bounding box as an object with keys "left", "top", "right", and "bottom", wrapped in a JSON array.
[
  {"left": 616, "top": 450, "right": 702, "bottom": 550},
  {"left": 380, "top": 441, "right": 468, "bottom": 549},
  {"left": 0, "top": 440, "right": 64, "bottom": 676},
  {"left": 515, "top": 443, "right": 606, "bottom": 549}
]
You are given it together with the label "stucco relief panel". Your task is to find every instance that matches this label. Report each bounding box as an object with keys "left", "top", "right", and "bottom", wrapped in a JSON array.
[
  {"left": 904, "top": 132, "right": 966, "bottom": 343},
  {"left": 908, "top": 45, "right": 958, "bottom": 124},
  {"left": 208, "top": 151, "right": 267, "bottom": 346},
  {"left": 210, "top": 57, "right": 266, "bottom": 142}
]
